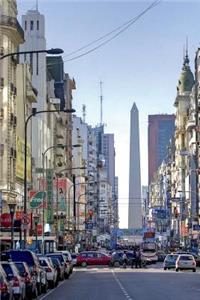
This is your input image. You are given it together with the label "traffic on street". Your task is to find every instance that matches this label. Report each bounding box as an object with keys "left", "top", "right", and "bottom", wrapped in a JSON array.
[{"left": 1, "top": 0, "right": 200, "bottom": 299}]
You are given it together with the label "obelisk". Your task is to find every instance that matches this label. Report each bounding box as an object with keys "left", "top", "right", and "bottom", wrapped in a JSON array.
[{"left": 128, "top": 103, "right": 142, "bottom": 229}]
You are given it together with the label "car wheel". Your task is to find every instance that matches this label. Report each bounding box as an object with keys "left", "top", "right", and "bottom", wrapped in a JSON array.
[
  {"left": 193, "top": 269, "right": 196, "bottom": 272},
  {"left": 32, "top": 287, "right": 38, "bottom": 299},
  {"left": 81, "top": 262, "right": 87, "bottom": 267},
  {"left": 114, "top": 261, "right": 120, "bottom": 267},
  {"left": 176, "top": 268, "right": 179, "bottom": 272},
  {"left": 164, "top": 267, "right": 167, "bottom": 270},
  {"left": 64, "top": 273, "right": 70, "bottom": 279}
]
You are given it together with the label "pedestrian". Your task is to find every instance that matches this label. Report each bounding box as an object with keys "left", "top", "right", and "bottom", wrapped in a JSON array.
[
  {"left": 122, "top": 251, "right": 127, "bottom": 268},
  {"left": 135, "top": 248, "right": 142, "bottom": 268}
]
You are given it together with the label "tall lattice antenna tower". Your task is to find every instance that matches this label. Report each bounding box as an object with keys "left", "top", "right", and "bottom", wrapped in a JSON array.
[
  {"left": 100, "top": 81, "right": 103, "bottom": 125},
  {"left": 82, "top": 104, "right": 86, "bottom": 122}
]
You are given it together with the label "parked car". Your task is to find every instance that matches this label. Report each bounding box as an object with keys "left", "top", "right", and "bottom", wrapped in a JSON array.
[
  {"left": 2, "top": 250, "right": 47, "bottom": 295},
  {"left": 59, "top": 251, "right": 73, "bottom": 274},
  {"left": 76, "top": 251, "right": 111, "bottom": 267},
  {"left": 175, "top": 254, "right": 196, "bottom": 272},
  {"left": 163, "top": 254, "right": 179, "bottom": 270},
  {"left": 110, "top": 251, "right": 135, "bottom": 267},
  {"left": 14, "top": 262, "right": 38, "bottom": 299},
  {"left": 0, "top": 261, "right": 26, "bottom": 300},
  {"left": 46, "top": 253, "right": 70, "bottom": 279},
  {"left": 48, "top": 257, "right": 64, "bottom": 282},
  {"left": 71, "top": 254, "right": 77, "bottom": 266},
  {"left": 192, "top": 254, "right": 200, "bottom": 267},
  {"left": 38, "top": 257, "right": 57, "bottom": 288},
  {"left": 0, "top": 268, "right": 12, "bottom": 300}
]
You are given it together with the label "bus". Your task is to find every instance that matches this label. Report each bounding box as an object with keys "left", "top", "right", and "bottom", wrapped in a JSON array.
[{"left": 140, "top": 242, "right": 158, "bottom": 264}]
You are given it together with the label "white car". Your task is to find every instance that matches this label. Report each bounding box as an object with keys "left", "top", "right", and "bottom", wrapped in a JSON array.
[
  {"left": 0, "top": 262, "right": 26, "bottom": 300},
  {"left": 38, "top": 257, "right": 58, "bottom": 288},
  {"left": 175, "top": 254, "right": 196, "bottom": 272}
]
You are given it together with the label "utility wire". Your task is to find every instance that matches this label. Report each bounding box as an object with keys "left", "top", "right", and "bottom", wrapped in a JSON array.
[
  {"left": 64, "top": 0, "right": 161, "bottom": 62},
  {"left": 46, "top": 0, "right": 161, "bottom": 67},
  {"left": 63, "top": 0, "right": 161, "bottom": 59}
]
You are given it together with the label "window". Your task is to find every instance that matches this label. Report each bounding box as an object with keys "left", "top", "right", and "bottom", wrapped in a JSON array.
[
  {"left": 37, "top": 20, "right": 39, "bottom": 30},
  {"left": 25, "top": 20, "right": 27, "bottom": 30},
  {"left": 30, "top": 20, "right": 34, "bottom": 30}
]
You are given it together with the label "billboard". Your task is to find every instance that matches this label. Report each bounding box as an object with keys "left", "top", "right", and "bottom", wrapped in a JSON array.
[{"left": 16, "top": 136, "right": 31, "bottom": 182}]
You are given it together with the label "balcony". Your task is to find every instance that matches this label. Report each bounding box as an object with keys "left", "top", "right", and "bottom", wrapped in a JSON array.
[{"left": 0, "top": 15, "right": 24, "bottom": 42}]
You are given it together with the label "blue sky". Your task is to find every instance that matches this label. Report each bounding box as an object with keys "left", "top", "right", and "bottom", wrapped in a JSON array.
[{"left": 17, "top": 0, "right": 200, "bottom": 228}]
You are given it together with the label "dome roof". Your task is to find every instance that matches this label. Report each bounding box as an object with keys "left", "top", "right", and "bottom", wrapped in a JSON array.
[{"left": 177, "top": 54, "right": 194, "bottom": 94}]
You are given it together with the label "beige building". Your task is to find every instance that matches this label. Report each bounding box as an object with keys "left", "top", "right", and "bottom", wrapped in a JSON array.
[{"left": 0, "top": 0, "right": 24, "bottom": 209}]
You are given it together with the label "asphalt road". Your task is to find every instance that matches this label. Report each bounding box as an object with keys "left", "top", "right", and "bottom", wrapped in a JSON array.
[{"left": 41, "top": 265, "right": 200, "bottom": 300}]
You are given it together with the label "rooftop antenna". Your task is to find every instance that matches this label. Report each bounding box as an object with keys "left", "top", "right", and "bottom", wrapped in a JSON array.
[
  {"left": 100, "top": 81, "right": 103, "bottom": 125},
  {"left": 36, "top": 0, "right": 39, "bottom": 11},
  {"left": 186, "top": 36, "right": 188, "bottom": 56},
  {"left": 82, "top": 104, "right": 86, "bottom": 122}
]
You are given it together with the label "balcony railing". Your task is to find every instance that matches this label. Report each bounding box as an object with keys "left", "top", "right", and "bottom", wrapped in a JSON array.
[{"left": 0, "top": 15, "right": 24, "bottom": 40}]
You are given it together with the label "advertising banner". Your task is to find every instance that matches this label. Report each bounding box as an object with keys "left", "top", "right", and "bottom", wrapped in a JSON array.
[
  {"left": 46, "top": 169, "right": 54, "bottom": 224},
  {"left": 16, "top": 136, "right": 31, "bottom": 182}
]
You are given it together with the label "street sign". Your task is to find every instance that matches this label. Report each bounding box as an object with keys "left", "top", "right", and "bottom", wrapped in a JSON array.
[
  {"left": 30, "top": 191, "right": 46, "bottom": 209},
  {"left": 192, "top": 224, "right": 200, "bottom": 231},
  {"left": 21, "top": 215, "right": 30, "bottom": 225},
  {"left": 85, "top": 222, "right": 93, "bottom": 230},
  {"left": 0, "top": 213, "right": 11, "bottom": 228}
]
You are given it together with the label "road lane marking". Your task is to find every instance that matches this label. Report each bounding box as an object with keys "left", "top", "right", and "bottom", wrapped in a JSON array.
[
  {"left": 39, "top": 270, "right": 76, "bottom": 300},
  {"left": 112, "top": 270, "right": 133, "bottom": 300}
]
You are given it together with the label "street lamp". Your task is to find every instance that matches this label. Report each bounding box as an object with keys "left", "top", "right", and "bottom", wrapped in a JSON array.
[
  {"left": 0, "top": 48, "right": 64, "bottom": 60},
  {"left": 23, "top": 108, "right": 75, "bottom": 248},
  {"left": 33, "top": 215, "right": 40, "bottom": 252},
  {"left": 8, "top": 203, "right": 17, "bottom": 250},
  {"left": 41, "top": 144, "right": 82, "bottom": 253}
]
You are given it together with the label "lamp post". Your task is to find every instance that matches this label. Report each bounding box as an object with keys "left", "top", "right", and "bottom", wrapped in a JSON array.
[
  {"left": 8, "top": 203, "right": 16, "bottom": 249},
  {"left": 23, "top": 108, "right": 75, "bottom": 248},
  {"left": 41, "top": 144, "right": 82, "bottom": 253},
  {"left": 0, "top": 48, "right": 64, "bottom": 60},
  {"left": 33, "top": 215, "right": 40, "bottom": 252}
]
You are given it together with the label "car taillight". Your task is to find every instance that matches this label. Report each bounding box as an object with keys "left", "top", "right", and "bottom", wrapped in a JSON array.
[
  {"left": 46, "top": 267, "right": 52, "bottom": 273},
  {"left": 0, "top": 282, "right": 8, "bottom": 293},
  {"left": 13, "top": 276, "right": 20, "bottom": 287}
]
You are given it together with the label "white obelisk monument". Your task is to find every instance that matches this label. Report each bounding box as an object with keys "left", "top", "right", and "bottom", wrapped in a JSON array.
[{"left": 128, "top": 103, "right": 142, "bottom": 229}]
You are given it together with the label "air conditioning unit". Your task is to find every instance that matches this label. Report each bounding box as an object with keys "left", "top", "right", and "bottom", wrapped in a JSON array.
[{"left": 10, "top": 147, "right": 14, "bottom": 157}]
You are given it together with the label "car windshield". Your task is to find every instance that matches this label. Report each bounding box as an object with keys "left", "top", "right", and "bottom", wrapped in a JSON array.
[
  {"left": 166, "top": 255, "right": 178, "bottom": 261},
  {"left": 15, "top": 263, "right": 26, "bottom": 276},
  {"left": 179, "top": 256, "right": 193, "bottom": 261},
  {"left": 8, "top": 251, "right": 36, "bottom": 267},
  {"left": 39, "top": 259, "right": 48, "bottom": 267},
  {"left": 1, "top": 264, "right": 15, "bottom": 280}
]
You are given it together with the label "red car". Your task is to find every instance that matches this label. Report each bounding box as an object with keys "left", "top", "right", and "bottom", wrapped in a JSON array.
[{"left": 77, "top": 252, "right": 111, "bottom": 267}]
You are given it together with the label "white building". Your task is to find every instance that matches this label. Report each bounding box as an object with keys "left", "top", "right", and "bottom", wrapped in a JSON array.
[{"left": 20, "top": 9, "right": 49, "bottom": 170}]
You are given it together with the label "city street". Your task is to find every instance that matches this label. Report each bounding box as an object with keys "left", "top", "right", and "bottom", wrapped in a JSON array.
[{"left": 41, "top": 264, "right": 200, "bottom": 300}]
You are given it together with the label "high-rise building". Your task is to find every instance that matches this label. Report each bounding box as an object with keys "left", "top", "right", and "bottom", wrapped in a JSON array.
[
  {"left": 148, "top": 114, "right": 175, "bottom": 184},
  {"left": 20, "top": 9, "right": 48, "bottom": 169},
  {"left": 128, "top": 103, "right": 142, "bottom": 229},
  {"left": 102, "top": 133, "right": 115, "bottom": 195}
]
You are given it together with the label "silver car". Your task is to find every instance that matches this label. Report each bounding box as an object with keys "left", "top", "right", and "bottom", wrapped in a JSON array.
[{"left": 175, "top": 254, "right": 196, "bottom": 272}]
